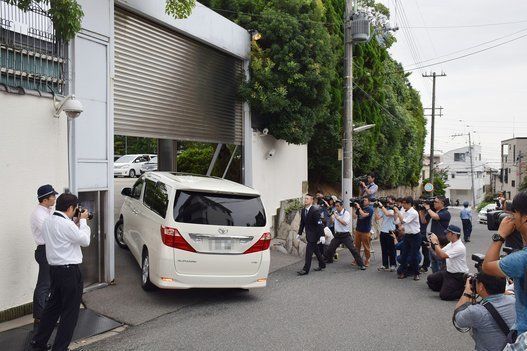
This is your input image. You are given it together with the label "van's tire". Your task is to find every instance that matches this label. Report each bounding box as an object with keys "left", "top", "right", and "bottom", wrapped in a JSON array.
[
  {"left": 141, "top": 249, "right": 156, "bottom": 291},
  {"left": 114, "top": 219, "right": 128, "bottom": 249},
  {"left": 129, "top": 169, "right": 136, "bottom": 178}
]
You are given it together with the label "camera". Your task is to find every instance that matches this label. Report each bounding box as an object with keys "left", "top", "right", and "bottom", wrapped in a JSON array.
[
  {"left": 350, "top": 197, "right": 363, "bottom": 208},
  {"left": 74, "top": 205, "right": 93, "bottom": 220},
  {"left": 415, "top": 198, "right": 435, "bottom": 211},
  {"left": 354, "top": 175, "right": 368, "bottom": 184},
  {"left": 471, "top": 253, "right": 485, "bottom": 272},
  {"left": 372, "top": 197, "right": 390, "bottom": 208},
  {"left": 487, "top": 204, "right": 523, "bottom": 250}
]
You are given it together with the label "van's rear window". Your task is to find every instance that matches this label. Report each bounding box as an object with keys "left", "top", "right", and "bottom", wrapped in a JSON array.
[{"left": 173, "top": 191, "right": 266, "bottom": 227}]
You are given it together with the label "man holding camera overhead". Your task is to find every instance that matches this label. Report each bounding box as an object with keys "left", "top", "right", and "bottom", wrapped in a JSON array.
[
  {"left": 423, "top": 196, "right": 451, "bottom": 272},
  {"left": 31, "top": 193, "right": 91, "bottom": 351},
  {"left": 453, "top": 273, "right": 516, "bottom": 351},
  {"left": 426, "top": 225, "right": 469, "bottom": 300}
]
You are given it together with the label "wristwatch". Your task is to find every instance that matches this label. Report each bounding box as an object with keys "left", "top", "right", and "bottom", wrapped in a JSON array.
[{"left": 492, "top": 234, "right": 506, "bottom": 243}]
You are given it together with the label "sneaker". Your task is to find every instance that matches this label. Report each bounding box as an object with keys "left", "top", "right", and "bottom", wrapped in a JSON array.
[
  {"left": 314, "top": 267, "right": 324, "bottom": 271},
  {"left": 359, "top": 265, "right": 367, "bottom": 270},
  {"left": 413, "top": 274, "right": 420, "bottom": 281},
  {"left": 389, "top": 266, "right": 396, "bottom": 272},
  {"left": 465, "top": 239, "right": 471, "bottom": 243},
  {"left": 377, "top": 266, "right": 388, "bottom": 271},
  {"left": 419, "top": 267, "right": 428, "bottom": 273}
]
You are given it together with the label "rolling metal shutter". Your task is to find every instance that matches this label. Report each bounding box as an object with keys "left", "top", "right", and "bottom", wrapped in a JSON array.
[{"left": 114, "top": 8, "right": 243, "bottom": 144}]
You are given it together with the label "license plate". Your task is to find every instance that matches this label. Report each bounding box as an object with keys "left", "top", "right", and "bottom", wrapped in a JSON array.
[{"left": 211, "top": 239, "right": 232, "bottom": 251}]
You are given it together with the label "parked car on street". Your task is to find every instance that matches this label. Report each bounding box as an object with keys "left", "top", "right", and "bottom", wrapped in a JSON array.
[
  {"left": 478, "top": 203, "right": 497, "bottom": 224},
  {"left": 114, "top": 172, "right": 270, "bottom": 291},
  {"left": 114, "top": 154, "right": 156, "bottom": 178},
  {"left": 140, "top": 156, "right": 158, "bottom": 174}
]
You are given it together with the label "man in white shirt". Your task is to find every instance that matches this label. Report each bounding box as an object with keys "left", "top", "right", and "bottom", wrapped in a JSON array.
[
  {"left": 394, "top": 196, "right": 422, "bottom": 280},
  {"left": 31, "top": 193, "right": 90, "bottom": 351},
  {"left": 323, "top": 200, "right": 366, "bottom": 270},
  {"left": 30, "top": 184, "right": 57, "bottom": 325},
  {"left": 427, "top": 225, "right": 469, "bottom": 300}
]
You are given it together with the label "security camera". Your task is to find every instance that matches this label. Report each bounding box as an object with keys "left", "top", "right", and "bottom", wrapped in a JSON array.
[
  {"left": 262, "top": 128, "right": 269, "bottom": 135},
  {"left": 266, "top": 149, "right": 276, "bottom": 159},
  {"left": 53, "top": 95, "right": 84, "bottom": 119}
]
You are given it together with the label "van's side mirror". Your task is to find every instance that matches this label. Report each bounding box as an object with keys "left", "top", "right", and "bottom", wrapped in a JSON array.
[{"left": 121, "top": 187, "right": 132, "bottom": 197}]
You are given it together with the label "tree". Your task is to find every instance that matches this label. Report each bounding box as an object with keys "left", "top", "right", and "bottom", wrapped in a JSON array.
[{"left": 519, "top": 176, "right": 527, "bottom": 192}]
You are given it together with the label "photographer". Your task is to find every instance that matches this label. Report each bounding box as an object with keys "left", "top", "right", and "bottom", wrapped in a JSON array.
[
  {"left": 324, "top": 201, "right": 366, "bottom": 270},
  {"left": 394, "top": 197, "right": 421, "bottom": 280},
  {"left": 482, "top": 190, "right": 527, "bottom": 339},
  {"left": 424, "top": 196, "right": 451, "bottom": 272},
  {"left": 427, "top": 225, "right": 469, "bottom": 300},
  {"left": 375, "top": 196, "right": 397, "bottom": 271},
  {"left": 353, "top": 197, "right": 374, "bottom": 267},
  {"left": 453, "top": 273, "right": 516, "bottom": 351},
  {"left": 31, "top": 193, "right": 91, "bottom": 351},
  {"left": 359, "top": 173, "right": 378, "bottom": 200},
  {"left": 418, "top": 207, "right": 431, "bottom": 273}
]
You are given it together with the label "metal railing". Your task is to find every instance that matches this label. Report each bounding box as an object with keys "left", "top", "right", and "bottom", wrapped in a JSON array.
[{"left": 0, "top": 1, "right": 67, "bottom": 94}]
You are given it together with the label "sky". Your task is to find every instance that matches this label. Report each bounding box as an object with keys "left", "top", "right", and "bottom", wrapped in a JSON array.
[{"left": 376, "top": 0, "right": 527, "bottom": 168}]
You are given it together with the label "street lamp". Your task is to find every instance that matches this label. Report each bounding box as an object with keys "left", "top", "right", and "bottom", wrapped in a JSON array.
[{"left": 353, "top": 124, "right": 375, "bottom": 133}]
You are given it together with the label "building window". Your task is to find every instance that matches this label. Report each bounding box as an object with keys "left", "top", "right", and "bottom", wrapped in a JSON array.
[
  {"left": 451, "top": 173, "right": 455, "bottom": 179},
  {"left": 0, "top": 2, "right": 67, "bottom": 93},
  {"left": 512, "top": 180, "right": 516, "bottom": 187},
  {"left": 454, "top": 153, "right": 466, "bottom": 162}
]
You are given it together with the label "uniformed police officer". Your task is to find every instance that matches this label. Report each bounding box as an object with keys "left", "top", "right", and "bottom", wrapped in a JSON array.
[{"left": 31, "top": 193, "right": 90, "bottom": 351}]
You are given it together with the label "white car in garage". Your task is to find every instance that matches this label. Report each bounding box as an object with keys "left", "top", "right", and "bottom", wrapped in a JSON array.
[
  {"left": 114, "top": 154, "right": 156, "bottom": 178},
  {"left": 114, "top": 172, "right": 270, "bottom": 291},
  {"left": 478, "top": 203, "right": 497, "bottom": 224}
]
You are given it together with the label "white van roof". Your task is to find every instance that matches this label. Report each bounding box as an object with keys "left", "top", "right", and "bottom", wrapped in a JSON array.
[{"left": 146, "top": 172, "right": 260, "bottom": 196}]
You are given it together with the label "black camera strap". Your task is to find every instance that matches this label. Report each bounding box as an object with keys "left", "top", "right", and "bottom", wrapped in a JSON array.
[{"left": 482, "top": 301, "right": 510, "bottom": 336}]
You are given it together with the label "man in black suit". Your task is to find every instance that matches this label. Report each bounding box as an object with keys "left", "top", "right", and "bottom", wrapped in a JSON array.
[{"left": 296, "top": 194, "right": 326, "bottom": 275}]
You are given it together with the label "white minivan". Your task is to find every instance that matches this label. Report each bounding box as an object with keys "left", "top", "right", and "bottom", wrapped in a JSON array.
[{"left": 115, "top": 172, "right": 271, "bottom": 291}]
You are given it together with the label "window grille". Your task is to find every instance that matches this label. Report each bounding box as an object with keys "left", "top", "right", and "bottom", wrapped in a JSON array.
[{"left": 0, "top": 1, "right": 67, "bottom": 94}]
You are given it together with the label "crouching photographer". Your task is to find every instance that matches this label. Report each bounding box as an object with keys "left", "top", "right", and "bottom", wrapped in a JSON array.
[
  {"left": 453, "top": 273, "right": 516, "bottom": 351},
  {"left": 482, "top": 190, "right": 527, "bottom": 343},
  {"left": 426, "top": 225, "right": 469, "bottom": 300}
]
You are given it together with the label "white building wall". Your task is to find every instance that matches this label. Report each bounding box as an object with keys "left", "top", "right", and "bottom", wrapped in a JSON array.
[
  {"left": 0, "top": 93, "right": 69, "bottom": 311},
  {"left": 250, "top": 132, "right": 307, "bottom": 221}
]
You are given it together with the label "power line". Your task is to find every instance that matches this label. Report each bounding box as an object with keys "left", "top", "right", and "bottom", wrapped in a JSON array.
[
  {"left": 401, "top": 19, "right": 527, "bottom": 29},
  {"left": 406, "top": 27, "right": 527, "bottom": 68},
  {"left": 404, "top": 33, "right": 527, "bottom": 72}
]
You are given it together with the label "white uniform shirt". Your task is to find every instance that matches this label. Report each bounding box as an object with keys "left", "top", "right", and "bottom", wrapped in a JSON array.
[
  {"left": 333, "top": 209, "right": 351, "bottom": 233},
  {"left": 42, "top": 212, "right": 91, "bottom": 265},
  {"left": 443, "top": 239, "right": 469, "bottom": 274},
  {"left": 30, "top": 204, "right": 53, "bottom": 245},
  {"left": 401, "top": 207, "right": 420, "bottom": 234}
]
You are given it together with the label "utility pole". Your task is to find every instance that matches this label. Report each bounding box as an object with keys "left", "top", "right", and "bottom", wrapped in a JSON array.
[
  {"left": 468, "top": 132, "right": 476, "bottom": 209},
  {"left": 422, "top": 72, "right": 446, "bottom": 196},
  {"left": 342, "top": 0, "right": 354, "bottom": 210}
]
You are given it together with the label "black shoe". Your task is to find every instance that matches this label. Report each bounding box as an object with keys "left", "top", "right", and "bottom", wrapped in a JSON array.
[
  {"left": 359, "top": 265, "right": 366, "bottom": 270},
  {"left": 314, "top": 267, "right": 324, "bottom": 271},
  {"left": 30, "top": 341, "right": 51, "bottom": 351},
  {"left": 465, "top": 239, "right": 471, "bottom": 242},
  {"left": 324, "top": 257, "right": 334, "bottom": 264},
  {"left": 297, "top": 270, "right": 309, "bottom": 276}
]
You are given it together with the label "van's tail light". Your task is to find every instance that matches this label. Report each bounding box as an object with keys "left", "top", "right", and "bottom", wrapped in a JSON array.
[
  {"left": 160, "top": 226, "right": 196, "bottom": 252},
  {"left": 244, "top": 232, "right": 272, "bottom": 254}
]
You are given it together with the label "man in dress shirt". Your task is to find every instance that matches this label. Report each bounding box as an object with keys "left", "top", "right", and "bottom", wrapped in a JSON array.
[
  {"left": 30, "top": 184, "right": 57, "bottom": 326},
  {"left": 393, "top": 196, "right": 422, "bottom": 280},
  {"left": 31, "top": 193, "right": 90, "bottom": 351}
]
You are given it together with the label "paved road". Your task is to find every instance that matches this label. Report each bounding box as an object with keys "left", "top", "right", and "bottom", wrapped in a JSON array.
[{"left": 84, "top": 205, "right": 491, "bottom": 351}]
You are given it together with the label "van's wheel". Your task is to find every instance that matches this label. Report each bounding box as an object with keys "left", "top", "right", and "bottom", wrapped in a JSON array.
[
  {"left": 141, "top": 249, "right": 156, "bottom": 291},
  {"left": 114, "top": 219, "right": 128, "bottom": 249},
  {"left": 129, "top": 169, "right": 136, "bottom": 178}
]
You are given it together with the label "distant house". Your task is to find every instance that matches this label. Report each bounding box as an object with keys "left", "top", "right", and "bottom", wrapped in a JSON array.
[
  {"left": 442, "top": 145, "right": 485, "bottom": 206},
  {"left": 498, "top": 137, "right": 527, "bottom": 199}
]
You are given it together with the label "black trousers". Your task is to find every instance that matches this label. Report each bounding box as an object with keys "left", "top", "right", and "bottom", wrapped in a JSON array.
[
  {"left": 33, "top": 245, "right": 50, "bottom": 319},
  {"left": 396, "top": 234, "right": 421, "bottom": 276},
  {"left": 32, "top": 265, "right": 83, "bottom": 351},
  {"left": 303, "top": 242, "right": 326, "bottom": 272},
  {"left": 379, "top": 232, "right": 396, "bottom": 268},
  {"left": 462, "top": 219, "right": 472, "bottom": 240},
  {"left": 324, "top": 232, "right": 364, "bottom": 266},
  {"left": 427, "top": 270, "right": 465, "bottom": 301},
  {"left": 421, "top": 234, "right": 431, "bottom": 269}
]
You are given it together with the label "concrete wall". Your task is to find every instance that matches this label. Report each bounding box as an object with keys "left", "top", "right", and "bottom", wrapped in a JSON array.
[
  {"left": 249, "top": 132, "right": 307, "bottom": 224},
  {"left": 0, "top": 93, "right": 69, "bottom": 311}
]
